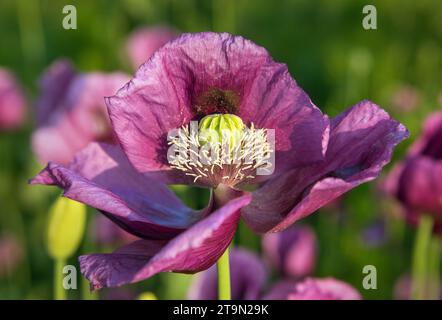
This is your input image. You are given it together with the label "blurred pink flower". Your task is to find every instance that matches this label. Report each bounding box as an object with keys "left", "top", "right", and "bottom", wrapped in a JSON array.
[
  {"left": 32, "top": 60, "right": 130, "bottom": 164},
  {"left": 262, "top": 225, "right": 317, "bottom": 278},
  {"left": 0, "top": 68, "right": 26, "bottom": 130},
  {"left": 0, "top": 234, "right": 23, "bottom": 277},
  {"left": 385, "top": 112, "right": 442, "bottom": 232},
  {"left": 264, "top": 277, "right": 362, "bottom": 300},
  {"left": 126, "top": 26, "right": 177, "bottom": 69},
  {"left": 391, "top": 85, "right": 420, "bottom": 113}
]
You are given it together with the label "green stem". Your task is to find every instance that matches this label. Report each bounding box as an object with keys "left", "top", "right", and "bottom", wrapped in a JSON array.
[
  {"left": 427, "top": 236, "right": 441, "bottom": 299},
  {"left": 213, "top": 185, "right": 239, "bottom": 301},
  {"left": 411, "top": 215, "right": 433, "bottom": 300},
  {"left": 217, "top": 246, "right": 231, "bottom": 300},
  {"left": 54, "top": 259, "right": 66, "bottom": 300}
]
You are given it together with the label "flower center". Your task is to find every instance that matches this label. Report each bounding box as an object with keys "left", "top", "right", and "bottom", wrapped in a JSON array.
[
  {"left": 193, "top": 88, "right": 240, "bottom": 116},
  {"left": 168, "top": 114, "right": 274, "bottom": 187}
]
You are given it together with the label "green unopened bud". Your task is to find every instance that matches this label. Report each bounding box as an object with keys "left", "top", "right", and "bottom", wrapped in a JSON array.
[
  {"left": 137, "top": 292, "right": 158, "bottom": 300},
  {"left": 198, "top": 114, "right": 244, "bottom": 150},
  {"left": 47, "top": 197, "right": 86, "bottom": 260}
]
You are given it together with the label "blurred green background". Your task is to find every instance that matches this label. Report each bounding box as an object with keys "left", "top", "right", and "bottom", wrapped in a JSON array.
[{"left": 0, "top": 0, "right": 441, "bottom": 299}]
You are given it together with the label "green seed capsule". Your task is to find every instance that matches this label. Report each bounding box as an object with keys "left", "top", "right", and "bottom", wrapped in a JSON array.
[{"left": 198, "top": 114, "right": 244, "bottom": 150}]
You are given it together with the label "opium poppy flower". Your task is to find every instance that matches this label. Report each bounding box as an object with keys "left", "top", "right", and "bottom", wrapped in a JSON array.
[
  {"left": 385, "top": 112, "right": 442, "bottom": 232},
  {"left": 30, "top": 33, "right": 408, "bottom": 289},
  {"left": 32, "top": 60, "right": 130, "bottom": 164}
]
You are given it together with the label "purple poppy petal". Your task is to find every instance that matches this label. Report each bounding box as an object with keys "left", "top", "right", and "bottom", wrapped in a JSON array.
[
  {"left": 243, "top": 100, "right": 409, "bottom": 232},
  {"left": 263, "top": 277, "right": 361, "bottom": 300},
  {"left": 30, "top": 142, "right": 207, "bottom": 240},
  {"left": 0, "top": 68, "right": 26, "bottom": 130},
  {"left": 237, "top": 62, "right": 330, "bottom": 173},
  {"left": 107, "top": 32, "right": 329, "bottom": 179},
  {"left": 188, "top": 247, "right": 267, "bottom": 300},
  {"left": 79, "top": 195, "right": 251, "bottom": 289},
  {"left": 262, "top": 225, "right": 316, "bottom": 278}
]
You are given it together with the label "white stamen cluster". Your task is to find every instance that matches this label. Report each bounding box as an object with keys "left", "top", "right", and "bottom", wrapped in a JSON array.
[{"left": 168, "top": 121, "right": 273, "bottom": 187}]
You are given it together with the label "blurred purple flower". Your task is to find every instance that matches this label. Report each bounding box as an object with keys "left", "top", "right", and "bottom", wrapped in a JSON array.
[
  {"left": 263, "top": 277, "right": 361, "bottom": 300},
  {"left": 0, "top": 68, "right": 26, "bottom": 130},
  {"left": 126, "top": 26, "right": 177, "bottom": 69},
  {"left": 31, "top": 32, "right": 408, "bottom": 289},
  {"left": 32, "top": 60, "right": 130, "bottom": 164},
  {"left": 361, "top": 219, "right": 387, "bottom": 247},
  {"left": 0, "top": 234, "right": 23, "bottom": 277},
  {"left": 188, "top": 248, "right": 267, "bottom": 300},
  {"left": 385, "top": 112, "right": 442, "bottom": 232},
  {"left": 262, "top": 225, "right": 316, "bottom": 278}
]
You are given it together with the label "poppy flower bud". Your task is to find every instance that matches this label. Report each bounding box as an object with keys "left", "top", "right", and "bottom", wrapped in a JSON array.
[
  {"left": 137, "top": 292, "right": 158, "bottom": 300},
  {"left": 47, "top": 197, "right": 86, "bottom": 260}
]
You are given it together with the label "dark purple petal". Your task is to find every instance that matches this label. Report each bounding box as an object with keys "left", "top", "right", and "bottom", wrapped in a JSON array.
[
  {"left": 79, "top": 195, "right": 251, "bottom": 289},
  {"left": 188, "top": 248, "right": 267, "bottom": 300},
  {"left": 30, "top": 143, "right": 207, "bottom": 240},
  {"left": 263, "top": 277, "right": 361, "bottom": 300},
  {"left": 262, "top": 225, "right": 316, "bottom": 278},
  {"left": 107, "top": 32, "right": 329, "bottom": 178},
  {"left": 243, "top": 100, "right": 409, "bottom": 232},
  {"left": 0, "top": 68, "right": 26, "bottom": 130}
]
